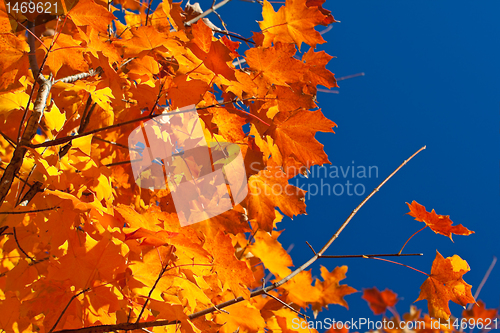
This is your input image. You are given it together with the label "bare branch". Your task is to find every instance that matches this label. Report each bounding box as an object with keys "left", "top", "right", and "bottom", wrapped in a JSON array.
[
  {"left": 185, "top": 0, "right": 233, "bottom": 26},
  {"left": 261, "top": 279, "right": 309, "bottom": 320},
  {"left": 320, "top": 253, "right": 423, "bottom": 259}
]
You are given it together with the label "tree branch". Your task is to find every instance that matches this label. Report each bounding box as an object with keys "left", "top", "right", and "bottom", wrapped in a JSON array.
[
  {"left": 184, "top": 0, "right": 233, "bottom": 26},
  {"left": 54, "top": 67, "right": 103, "bottom": 84},
  {"left": 0, "top": 76, "right": 53, "bottom": 207},
  {"left": 52, "top": 145, "right": 426, "bottom": 333},
  {"left": 28, "top": 99, "right": 250, "bottom": 149}
]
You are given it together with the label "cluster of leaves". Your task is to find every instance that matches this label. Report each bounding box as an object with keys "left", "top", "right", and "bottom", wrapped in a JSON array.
[{"left": 0, "top": 0, "right": 496, "bottom": 332}]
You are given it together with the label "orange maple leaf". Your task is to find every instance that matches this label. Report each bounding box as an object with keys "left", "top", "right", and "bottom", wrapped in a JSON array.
[
  {"left": 267, "top": 109, "right": 337, "bottom": 170},
  {"left": 362, "top": 287, "right": 398, "bottom": 315},
  {"left": 246, "top": 166, "right": 306, "bottom": 231},
  {"left": 415, "top": 251, "right": 475, "bottom": 321},
  {"left": 311, "top": 266, "right": 357, "bottom": 316},
  {"left": 69, "top": 0, "right": 116, "bottom": 34},
  {"left": 259, "top": 0, "right": 327, "bottom": 51},
  {"left": 245, "top": 43, "right": 309, "bottom": 87},
  {"left": 462, "top": 300, "right": 498, "bottom": 323},
  {"left": 406, "top": 201, "right": 474, "bottom": 241}
]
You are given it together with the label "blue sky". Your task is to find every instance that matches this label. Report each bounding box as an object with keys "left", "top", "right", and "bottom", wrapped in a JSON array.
[{"left": 217, "top": 0, "right": 500, "bottom": 327}]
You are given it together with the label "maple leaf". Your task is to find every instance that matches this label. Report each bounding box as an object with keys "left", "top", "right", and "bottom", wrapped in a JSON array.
[
  {"left": 302, "top": 48, "right": 338, "bottom": 89},
  {"left": 406, "top": 201, "right": 474, "bottom": 241},
  {"left": 415, "top": 251, "right": 475, "bottom": 321},
  {"left": 246, "top": 166, "right": 306, "bottom": 231},
  {"left": 245, "top": 43, "right": 309, "bottom": 87},
  {"left": 266, "top": 109, "right": 337, "bottom": 170},
  {"left": 203, "top": 231, "right": 255, "bottom": 299},
  {"left": 362, "top": 287, "right": 398, "bottom": 315},
  {"left": 69, "top": 0, "right": 116, "bottom": 33},
  {"left": 248, "top": 230, "right": 293, "bottom": 279},
  {"left": 0, "top": 34, "right": 30, "bottom": 91},
  {"left": 462, "top": 300, "right": 498, "bottom": 323},
  {"left": 311, "top": 266, "right": 357, "bottom": 317},
  {"left": 259, "top": 0, "right": 327, "bottom": 51}
]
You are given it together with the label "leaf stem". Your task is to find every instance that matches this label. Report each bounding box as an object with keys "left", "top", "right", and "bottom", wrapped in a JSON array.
[
  {"left": 320, "top": 253, "right": 422, "bottom": 259},
  {"left": 368, "top": 257, "right": 429, "bottom": 277},
  {"left": 398, "top": 225, "right": 427, "bottom": 255}
]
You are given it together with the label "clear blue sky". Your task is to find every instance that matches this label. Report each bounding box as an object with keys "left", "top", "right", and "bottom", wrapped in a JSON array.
[
  {"left": 118, "top": 0, "right": 500, "bottom": 328},
  {"left": 217, "top": 0, "right": 500, "bottom": 327}
]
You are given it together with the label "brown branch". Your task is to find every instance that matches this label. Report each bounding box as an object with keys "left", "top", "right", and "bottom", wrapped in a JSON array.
[
  {"left": 0, "top": 76, "right": 53, "bottom": 208},
  {"left": 185, "top": 0, "right": 233, "bottom": 26},
  {"left": 213, "top": 29, "right": 255, "bottom": 45},
  {"left": 261, "top": 279, "right": 309, "bottom": 320},
  {"left": 26, "top": 21, "right": 40, "bottom": 80},
  {"left": 16, "top": 181, "right": 43, "bottom": 207},
  {"left": 29, "top": 99, "right": 254, "bottom": 149},
  {"left": 52, "top": 145, "right": 426, "bottom": 333},
  {"left": 320, "top": 253, "right": 423, "bottom": 259},
  {"left": 28, "top": 109, "right": 187, "bottom": 149},
  {"left": 17, "top": 20, "right": 42, "bottom": 143},
  {"left": 144, "top": 0, "right": 152, "bottom": 26},
  {"left": 0, "top": 130, "right": 16, "bottom": 148},
  {"left": 0, "top": 206, "right": 60, "bottom": 214}
]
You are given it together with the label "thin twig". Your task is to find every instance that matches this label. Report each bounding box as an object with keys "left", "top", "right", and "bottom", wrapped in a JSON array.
[
  {"left": 305, "top": 241, "right": 316, "bottom": 255},
  {"left": 30, "top": 98, "right": 260, "bottom": 150},
  {"left": 144, "top": 0, "right": 152, "bottom": 26},
  {"left": 236, "top": 227, "right": 259, "bottom": 260},
  {"left": 0, "top": 130, "right": 16, "bottom": 148},
  {"left": 320, "top": 253, "right": 422, "bottom": 259},
  {"left": 48, "top": 288, "right": 91, "bottom": 333},
  {"left": 0, "top": 206, "right": 60, "bottom": 214},
  {"left": 135, "top": 247, "right": 174, "bottom": 322},
  {"left": 13, "top": 227, "right": 36, "bottom": 262},
  {"left": 93, "top": 137, "right": 140, "bottom": 151},
  {"left": 185, "top": 0, "right": 233, "bottom": 26},
  {"left": 28, "top": 108, "right": 198, "bottom": 149},
  {"left": 16, "top": 181, "right": 43, "bottom": 207},
  {"left": 367, "top": 257, "right": 429, "bottom": 277},
  {"left": 398, "top": 225, "right": 427, "bottom": 255},
  {"left": 261, "top": 279, "right": 309, "bottom": 319},
  {"left": 336, "top": 72, "right": 365, "bottom": 81},
  {"left": 467, "top": 256, "right": 497, "bottom": 311},
  {"left": 148, "top": 79, "right": 167, "bottom": 116}
]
